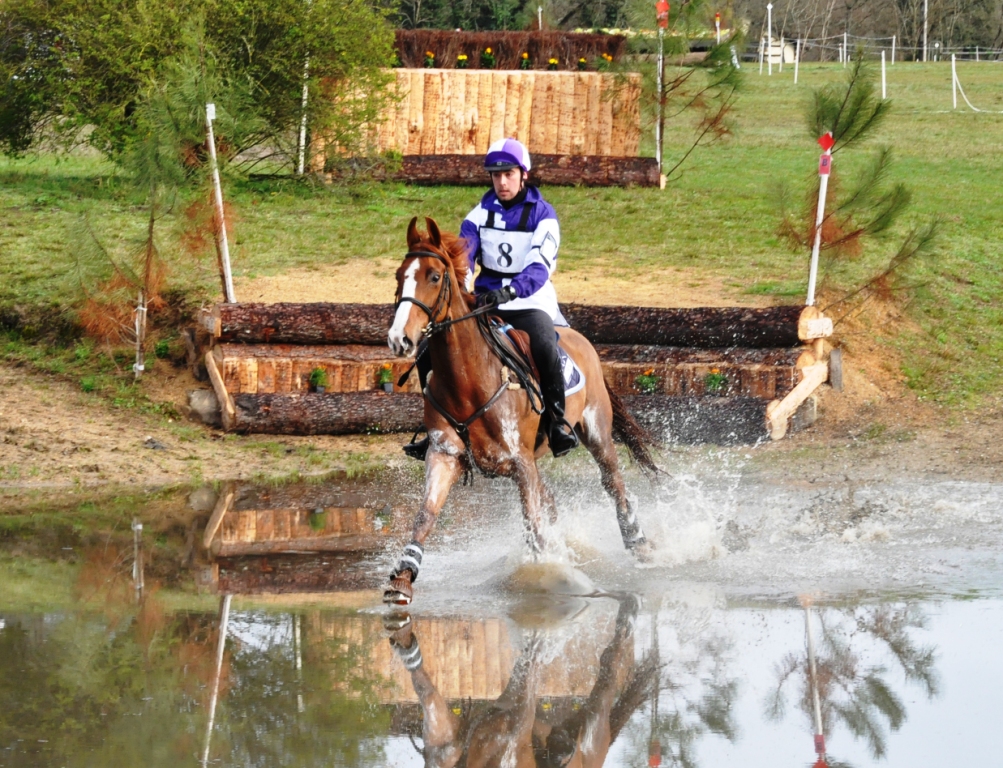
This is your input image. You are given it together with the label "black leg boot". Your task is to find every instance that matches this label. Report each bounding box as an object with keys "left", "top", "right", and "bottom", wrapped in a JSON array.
[{"left": 543, "top": 378, "right": 579, "bottom": 458}]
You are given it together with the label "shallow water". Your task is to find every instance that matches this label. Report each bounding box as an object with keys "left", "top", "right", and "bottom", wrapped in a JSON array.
[{"left": 2, "top": 466, "right": 1002, "bottom": 767}]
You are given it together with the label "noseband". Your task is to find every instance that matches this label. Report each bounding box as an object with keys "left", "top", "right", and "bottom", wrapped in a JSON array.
[{"left": 394, "top": 250, "right": 492, "bottom": 338}]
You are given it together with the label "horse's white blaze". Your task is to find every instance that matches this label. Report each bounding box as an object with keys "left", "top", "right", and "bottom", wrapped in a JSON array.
[{"left": 388, "top": 260, "right": 419, "bottom": 356}]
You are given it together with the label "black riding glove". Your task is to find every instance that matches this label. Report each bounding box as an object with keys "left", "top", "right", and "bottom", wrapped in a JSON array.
[{"left": 477, "top": 285, "right": 517, "bottom": 308}]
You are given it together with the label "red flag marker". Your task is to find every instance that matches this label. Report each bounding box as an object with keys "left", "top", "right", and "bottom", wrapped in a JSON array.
[
  {"left": 656, "top": 0, "right": 669, "bottom": 28},
  {"left": 817, "top": 131, "right": 835, "bottom": 151}
]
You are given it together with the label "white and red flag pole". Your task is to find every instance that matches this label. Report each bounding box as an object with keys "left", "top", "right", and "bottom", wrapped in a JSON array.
[
  {"left": 806, "top": 131, "right": 834, "bottom": 306},
  {"left": 655, "top": 0, "right": 670, "bottom": 188}
]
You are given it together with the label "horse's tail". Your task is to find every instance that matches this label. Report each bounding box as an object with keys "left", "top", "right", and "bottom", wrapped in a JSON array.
[{"left": 605, "top": 382, "right": 661, "bottom": 476}]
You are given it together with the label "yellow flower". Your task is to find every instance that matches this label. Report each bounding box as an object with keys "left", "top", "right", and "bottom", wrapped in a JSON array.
[
  {"left": 522, "top": 52, "right": 529, "bottom": 59},
  {"left": 485, "top": 47, "right": 492, "bottom": 53},
  {"left": 711, "top": 368, "right": 720, "bottom": 374},
  {"left": 426, "top": 50, "right": 434, "bottom": 57},
  {"left": 644, "top": 368, "right": 655, "bottom": 376},
  {"left": 458, "top": 54, "right": 467, "bottom": 60},
  {"left": 382, "top": 363, "right": 392, "bottom": 370},
  {"left": 548, "top": 57, "right": 558, "bottom": 64},
  {"left": 579, "top": 57, "right": 586, "bottom": 62}
]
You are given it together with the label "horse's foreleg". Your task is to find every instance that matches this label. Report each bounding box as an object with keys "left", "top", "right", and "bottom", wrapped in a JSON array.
[
  {"left": 384, "top": 449, "right": 463, "bottom": 605},
  {"left": 580, "top": 406, "right": 648, "bottom": 554},
  {"left": 514, "top": 458, "right": 548, "bottom": 554}
]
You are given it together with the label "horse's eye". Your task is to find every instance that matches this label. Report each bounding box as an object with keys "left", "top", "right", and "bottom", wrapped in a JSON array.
[{"left": 430, "top": 273, "right": 441, "bottom": 283}]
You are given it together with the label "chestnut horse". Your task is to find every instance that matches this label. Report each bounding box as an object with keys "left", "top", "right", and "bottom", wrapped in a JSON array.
[{"left": 385, "top": 217, "right": 657, "bottom": 605}]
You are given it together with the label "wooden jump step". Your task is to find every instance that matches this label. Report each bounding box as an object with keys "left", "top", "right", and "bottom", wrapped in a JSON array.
[{"left": 198, "top": 302, "right": 835, "bottom": 443}]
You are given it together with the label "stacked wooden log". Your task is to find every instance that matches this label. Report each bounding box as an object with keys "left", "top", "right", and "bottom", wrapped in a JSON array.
[
  {"left": 198, "top": 302, "right": 833, "bottom": 444},
  {"left": 371, "top": 70, "right": 642, "bottom": 158}
]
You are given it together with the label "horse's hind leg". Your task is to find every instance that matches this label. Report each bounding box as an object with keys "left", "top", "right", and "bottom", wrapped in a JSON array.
[
  {"left": 384, "top": 448, "right": 463, "bottom": 605},
  {"left": 579, "top": 405, "right": 648, "bottom": 554}
]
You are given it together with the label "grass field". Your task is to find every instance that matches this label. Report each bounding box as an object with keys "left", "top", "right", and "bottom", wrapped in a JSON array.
[{"left": 1, "top": 61, "right": 1000, "bottom": 408}]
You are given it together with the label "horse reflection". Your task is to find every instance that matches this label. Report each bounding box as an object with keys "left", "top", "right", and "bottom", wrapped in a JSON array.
[{"left": 387, "top": 597, "right": 654, "bottom": 768}]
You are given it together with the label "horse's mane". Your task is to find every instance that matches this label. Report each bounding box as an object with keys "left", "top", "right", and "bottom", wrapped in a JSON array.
[{"left": 415, "top": 228, "right": 475, "bottom": 308}]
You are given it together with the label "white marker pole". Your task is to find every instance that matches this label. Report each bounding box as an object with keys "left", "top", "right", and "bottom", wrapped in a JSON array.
[
  {"left": 201, "top": 594, "right": 232, "bottom": 768},
  {"left": 794, "top": 38, "right": 801, "bottom": 83},
  {"left": 205, "top": 103, "right": 236, "bottom": 303},
  {"left": 656, "top": 25, "right": 664, "bottom": 175},
  {"left": 891, "top": 34, "right": 896, "bottom": 64},
  {"left": 807, "top": 136, "right": 833, "bottom": 307},
  {"left": 759, "top": 36, "right": 765, "bottom": 74},
  {"left": 881, "top": 50, "right": 886, "bottom": 98},
  {"left": 538, "top": 5, "right": 542, "bottom": 29},
  {"left": 843, "top": 31, "right": 848, "bottom": 66},
  {"left": 952, "top": 54, "right": 957, "bottom": 109},
  {"left": 716, "top": 17, "right": 721, "bottom": 45},
  {"left": 923, "top": 0, "right": 929, "bottom": 62},
  {"left": 296, "top": 55, "right": 310, "bottom": 175},
  {"left": 767, "top": 4, "right": 773, "bottom": 76},
  {"left": 779, "top": 35, "right": 784, "bottom": 72}
]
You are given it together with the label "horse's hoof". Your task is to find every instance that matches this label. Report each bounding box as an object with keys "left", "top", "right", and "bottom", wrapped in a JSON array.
[
  {"left": 383, "top": 576, "right": 414, "bottom": 606},
  {"left": 629, "top": 538, "right": 655, "bottom": 564},
  {"left": 383, "top": 611, "right": 412, "bottom": 632}
]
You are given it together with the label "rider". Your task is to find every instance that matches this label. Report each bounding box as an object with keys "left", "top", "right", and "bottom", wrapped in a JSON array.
[{"left": 403, "top": 137, "right": 579, "bottom": 460}]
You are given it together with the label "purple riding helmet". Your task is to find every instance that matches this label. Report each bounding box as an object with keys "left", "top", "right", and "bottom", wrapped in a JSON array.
[{"left": 484, "top": 137, "right": 532, "bottom": 173}]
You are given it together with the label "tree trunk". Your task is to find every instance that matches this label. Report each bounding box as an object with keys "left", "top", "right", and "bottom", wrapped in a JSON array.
[
  {"left": 364, "top": 154, "right": 661, "bottom": 187},
  {"left": 561, "top": 304, "right": 807, "bottom": 347},
  {"left": 205, "top": 302, "right": 811, "bottom": 349},
  {"left": 205, "top": 302, "right": 395, "bottom": 345},
  {"left": 231, "top": 391, "right": 424, "bottom": 435}
]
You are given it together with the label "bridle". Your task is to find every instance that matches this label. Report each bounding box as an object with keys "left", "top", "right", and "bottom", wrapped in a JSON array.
[
  {"left": 394, "top": 249, "right": 493, "bottom": 339},
  {"left": 393, "top": 247, "right": 542, "bottom": 482}
]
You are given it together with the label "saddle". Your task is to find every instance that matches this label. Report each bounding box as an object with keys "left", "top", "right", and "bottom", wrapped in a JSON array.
[
  {"left": 498, "top": 324, "right": 540, "bottom": 382},
  {"left": 486, "top": 317, "right": 584, "bottom": 397}
]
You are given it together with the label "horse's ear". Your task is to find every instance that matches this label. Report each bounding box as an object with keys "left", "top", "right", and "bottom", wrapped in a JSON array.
[
  {"left": 425, "top": 217, "right": 442, "bottom": 248},
  {"left": 406, "top": 216, "right": 421, "bottom": 249}
]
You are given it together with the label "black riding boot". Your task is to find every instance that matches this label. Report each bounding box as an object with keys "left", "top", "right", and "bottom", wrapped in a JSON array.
[{"left": 542, "top": 377, "right": 579, "bottom": 458}]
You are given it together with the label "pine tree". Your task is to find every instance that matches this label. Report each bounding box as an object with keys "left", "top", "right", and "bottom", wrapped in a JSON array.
[
  {"left": 73, "top": 20, "right": 261, "bottom": 379},
  {"left": 779, "top": 57, "right": 938, "bottom": 322}
]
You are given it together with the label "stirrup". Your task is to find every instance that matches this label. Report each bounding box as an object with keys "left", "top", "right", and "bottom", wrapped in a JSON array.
[{"left": 402, "top": 427, "right": 429, "bottom": 461}]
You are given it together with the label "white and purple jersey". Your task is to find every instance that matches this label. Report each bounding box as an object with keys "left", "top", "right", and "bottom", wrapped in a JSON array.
[{"left": 459, "top": 186, "right": 567, "bottom": 325}]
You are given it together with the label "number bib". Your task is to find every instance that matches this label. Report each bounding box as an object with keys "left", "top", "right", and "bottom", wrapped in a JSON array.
[{"left": 478, "top": 226, "right": 534, "bottom": 275}]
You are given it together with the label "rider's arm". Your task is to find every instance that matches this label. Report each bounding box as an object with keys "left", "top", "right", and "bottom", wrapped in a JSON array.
[
  {"left": 459, "top": 213, "right": 482, "bottom": 284},
  {"left": 508, "top": 203, "right": 560, "bottom": 299}
]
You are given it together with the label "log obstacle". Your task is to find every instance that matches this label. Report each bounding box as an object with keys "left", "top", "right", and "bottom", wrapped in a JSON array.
[
  {"left": 339, "top": 154, "right": 660, "bottom": 187},
  {"left": 197, "top": 302, "right": 834, "bottom": 443}
]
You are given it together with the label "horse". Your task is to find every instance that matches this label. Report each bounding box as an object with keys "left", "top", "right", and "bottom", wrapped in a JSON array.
[
  {"left": 384, "top": 217, "right": 658, "bottom": 606},
  {"left": 385, "top": 596, "right": 653, "bottom": 767}
]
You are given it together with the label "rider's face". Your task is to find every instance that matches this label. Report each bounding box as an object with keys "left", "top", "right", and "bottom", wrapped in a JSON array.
[{"left": 490, "top": 168, "right": 524, "bottom": 201}]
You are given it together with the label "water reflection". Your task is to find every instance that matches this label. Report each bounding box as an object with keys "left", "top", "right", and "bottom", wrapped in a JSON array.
[
  {"left": 2, "top": 474, "right": 1000, "bottom": 767},
  {"left": 765, "top": 600, "right": 940, "bottom": 766},
  {"left": 383, "top": 596, "right": 654, "bottom": 768}
]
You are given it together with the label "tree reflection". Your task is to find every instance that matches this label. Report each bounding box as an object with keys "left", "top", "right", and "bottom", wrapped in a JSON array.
[
  {"left": 622, "top": 607, "right": 739, "bottom": 768},
  {"left": 765, "top": 602, "right": 940, "bottom": 762}
]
